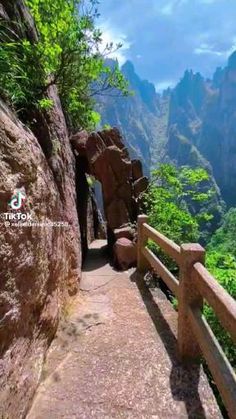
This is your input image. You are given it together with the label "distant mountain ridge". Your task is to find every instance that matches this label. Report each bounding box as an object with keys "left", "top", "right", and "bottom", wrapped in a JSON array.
[
  {"left": 168, "top": 51, "right": 236, "bottom": 207},
  {"left": 97, "top": 52, "right": 236, "bottom": 214},
  {"left": 97, "top": 59, "right": 161, "bottom": 176}
]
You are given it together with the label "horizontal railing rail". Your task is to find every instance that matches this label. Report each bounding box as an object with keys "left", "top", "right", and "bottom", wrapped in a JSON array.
[
  {"left": 189, "top": 306, "right": 236, "bottom": 416},
  {"left": 142, "top": 246, "right": 179, "bottom": 297},
  {"left": 137, "top": 214, "right": 236, "bottom": 419},
  {"left": 142, "top": 222, "right": 181, "bottom": 264},
  {"left": 194, "top": 262, "right": 236, "bottom": 344}
]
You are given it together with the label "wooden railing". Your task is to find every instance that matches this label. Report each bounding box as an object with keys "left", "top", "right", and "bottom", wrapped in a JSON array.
[{"left": 137, "top": 215, "right": 236, "bottom": 419}]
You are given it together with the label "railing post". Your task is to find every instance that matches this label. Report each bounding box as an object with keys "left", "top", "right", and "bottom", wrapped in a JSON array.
[
  {"left": 178, "top": 243, "right": 205, "bottom": 363},
  {"left": 137, "top": 214, "right": 149, "bottom": 272}
]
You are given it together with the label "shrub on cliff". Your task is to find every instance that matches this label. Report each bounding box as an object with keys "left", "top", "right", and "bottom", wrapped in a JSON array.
[
  {"left": 205, "top": 209, "right": 236, "bottom": 368},
  {"left": 0, "top": 0, "right": 128, "bottom": 130},
  {"left": 143, "top": 164, "right": 213, "bottom": 244}
]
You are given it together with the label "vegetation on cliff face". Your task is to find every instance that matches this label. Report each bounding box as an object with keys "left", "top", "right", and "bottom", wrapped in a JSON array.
[
  {"left": 0, "top": 0, "right": 128, "bottom": 131},
  {"left": 205, "top": 209, "right": 236, "bottom": 368},
  {"left": 144, "top": 164, "right": 216, "bottom": 246}
]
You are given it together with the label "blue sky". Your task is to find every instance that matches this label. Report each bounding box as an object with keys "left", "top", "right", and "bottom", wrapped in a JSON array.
[{"left": 96, "top": 0, "right": 236, "bottom": 91}]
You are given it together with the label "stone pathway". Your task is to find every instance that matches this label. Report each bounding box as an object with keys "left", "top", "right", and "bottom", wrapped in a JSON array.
[{"left": 27, "top": 240, "right": 222, "bottom": 419}]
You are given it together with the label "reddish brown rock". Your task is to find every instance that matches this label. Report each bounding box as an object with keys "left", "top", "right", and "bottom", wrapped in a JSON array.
[
  {"left": 106, "top": 199, "right": 130, "bottom": 230},
  {"left": 117, "top": 182, "right": 133, "bottom": 206},
  {"left": 71, "top": 127, "right": 149, "bottom": 252},
  {"left": 70, "top": 130, "right": 89, "bottom": 157},
  {"left": 0, "top": 93, "right": 81, "bottom": 418},
  {"left": 86, "top": 132, "right": 106, "bottom": 166},
  {"left": 134, "top": 176, "right": 149, "bottom": 197},
  {"left": 71, "top": 128, "right": 147, "bottom": 234},
  {"left": 106, "top": 146, "right": 132, "bottom": 181},
  {"left": 99, "top": 127, "right": 125, "bottom": 151},
  {"left": 132, "top": 159, "right": 143, "bottom": 181},
  {"left": 113, "top": 237, "right": 137, "bottom": 270},
  {"left": 114, "top": 226, "right": 135, "bottom": 241}
]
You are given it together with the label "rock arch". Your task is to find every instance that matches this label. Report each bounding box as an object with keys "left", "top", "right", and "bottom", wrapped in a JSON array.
[{"left": 71, "top": 128, "right": 148, "bottom": 253}]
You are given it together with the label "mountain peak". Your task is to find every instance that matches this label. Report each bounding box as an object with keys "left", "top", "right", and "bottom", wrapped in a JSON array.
[
  {"left": 228, "top": 50, "right": 236, "bottom": 70},
  {"left": 122, "top": 60, "right": 135, "bottom": 74}
]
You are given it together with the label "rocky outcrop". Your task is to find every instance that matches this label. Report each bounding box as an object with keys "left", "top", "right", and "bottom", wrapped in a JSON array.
[
  {"left": 71, "top": 127, "right": 148, "bottom": 265},
  {"left": 0, "top": 98, "right": 81, "bottom": 418},
  {"left": 167, "top": 52, "right": 236, "bottom": 208},
  {"left": 0, "top": 3, "right": 83, "bottom": 417},
  {"left": 113, "top": 238, "right": 137, "bottom": 270},
  {"left": 197, "top": 52, "right": 236, "bottom": 206},
  {"left": 0, "top": 0, "right": 39, "bottom": 42},
  {"left": 114, "top": 225, "right": 136, "bottom": 241}
]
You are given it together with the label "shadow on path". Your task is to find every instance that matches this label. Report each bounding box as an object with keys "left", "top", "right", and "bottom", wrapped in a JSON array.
[
  {"left": 82, "top": 243, "right": 108, "bottom": 272},
  {"left": 130, "top": 269, "right": 207, "bottom": 419}
]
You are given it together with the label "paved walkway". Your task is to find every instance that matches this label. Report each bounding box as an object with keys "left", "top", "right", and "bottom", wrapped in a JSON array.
[{"left": 27, "top": 240, "right": 222, "bottom": 418}]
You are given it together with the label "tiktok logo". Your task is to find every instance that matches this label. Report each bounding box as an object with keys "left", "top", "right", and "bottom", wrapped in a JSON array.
[{"left": 9, "top": 189, "right": 26, "bottom": 210}]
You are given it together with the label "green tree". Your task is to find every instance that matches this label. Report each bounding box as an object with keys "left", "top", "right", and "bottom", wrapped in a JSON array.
[
  {"left": 142, "top": 164, "right": 214, "bottom": 270},
  {"left": 207, "top": 208, "right": 236, "bottom": 258},
  {"left": 143, "top": 164, "right": 213, "bottom": 245}
]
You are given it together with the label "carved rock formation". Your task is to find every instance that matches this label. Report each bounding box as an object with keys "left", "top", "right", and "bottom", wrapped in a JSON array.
[{"left": 71, "top": 127, "right": 148, "bottom": 265}]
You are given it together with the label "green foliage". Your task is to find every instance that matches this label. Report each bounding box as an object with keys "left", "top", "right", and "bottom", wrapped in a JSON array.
[
  {"left": 143, "top": 164, "right": 213, "bottom": 270},
  {"left": 204, "top": 211, "right": 236, "bottom": 368},
  {"left": 0, "top": 0, "right": 129, "bottom": 130},
  {"left": 86, "top": 174, "right": 95, "bottom": 187},
  {"left": 145, "top": 167, "right": 235, "bottom": 370},
  {"left": 0, "top": 34, "right": 44, "bottom": 108},
  {"left": 207, "top": 208, "right": 236, "bottom": 258},
  {"left": 38, "top": 98, "right": 54, "bottom": 111},
  {"left": 143, "top": 164, "right": 212, "bottom": 245},
  {"left": 102, "top": 123, "right": 112, "bottom": 130}
]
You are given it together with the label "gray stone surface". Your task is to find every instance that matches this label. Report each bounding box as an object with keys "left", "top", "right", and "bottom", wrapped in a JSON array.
[{"left": 27, "top": 240, "right": 222, "bottom": 419}]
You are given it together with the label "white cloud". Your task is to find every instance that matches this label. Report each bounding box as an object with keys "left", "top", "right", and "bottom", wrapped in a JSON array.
[
  {"left": 159, "top": 0, "right": 188, "bottom": 16},
  {"left": 98, "top": 22, "right": 131, "bottom": 65},
  {"left": 199, "top": 0, "right": 219, "bottom": 3},
  {"left": 160, "top": 2, "right": 174, "bottom": 16},
  {"left": 194, "top": 44, "right": 224, "bottom": 56},
  {"left": 194, "top": 39, "right": 236, "bottom": 58},
  {"left": 225, "top": 38, "right": 236, "bottom": 57},
  {"left": 155, "top": 80, "right": 175, "bottom": 92}
]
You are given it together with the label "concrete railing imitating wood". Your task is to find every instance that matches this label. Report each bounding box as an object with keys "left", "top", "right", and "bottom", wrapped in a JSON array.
[{"left": 137, "top": 215, "right": 236, "bottom": 419}]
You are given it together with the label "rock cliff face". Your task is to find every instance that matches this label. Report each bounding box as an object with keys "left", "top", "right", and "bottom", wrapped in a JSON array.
[
  {"left": 197, "top": 52, "right": 236, "bottom": 206},
  {"left": 167, "top": 52, "right": 236, "bottom": 207},
  {"left": 0, "top": 97, "right": 81, "bottom": 418},
  {"left": 0, "top": 2, "right": 83, "bottom": 417},
  {"left": 99, "top": 54, "right": 236, "bottom": 211}
]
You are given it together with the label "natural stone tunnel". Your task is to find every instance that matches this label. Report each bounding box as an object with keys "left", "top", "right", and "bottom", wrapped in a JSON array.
[{"left": 71, "top": 128, "right": 149, "bottom": 263}]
